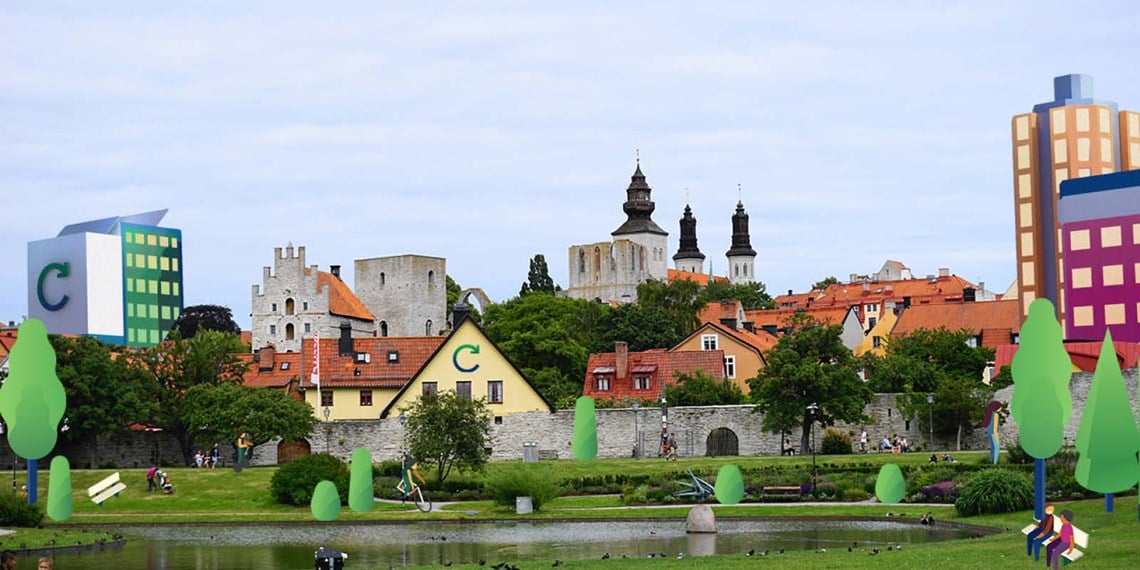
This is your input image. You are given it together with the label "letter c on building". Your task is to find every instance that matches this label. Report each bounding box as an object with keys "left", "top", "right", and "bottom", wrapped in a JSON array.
[{"left": 37, "top": 262, "right": 71, "bottom": 311}]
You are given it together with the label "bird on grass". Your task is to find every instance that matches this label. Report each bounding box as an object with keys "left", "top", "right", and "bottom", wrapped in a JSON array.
[
  {"left": 817, "top": 548, "right": 827, "bottom": 553},
  {"left": 479, "top": 560, "right": 486, "bottom": 566},
  {"left": 552, "top": 560, "right": 563, "bottom": 567},
  {"left": 777, "top": 548, "right": 785, "bottom": 554},
  {"left": 746, "top": 548, "right": 755, "bottom": 557},
  {"left": 491, "top": 563, "right": 508, "bottom": 569},
  {"left": 601, "top": 552, "right": 610, "bottom": 560},
  {"left": 869, "top": 548, "right": 880, "bottom": 556},
  {"left": 676, "top": 552, "right": 684, "bottom": 560},
  {"left": 443, "top": 562, "right": 453, "bottom": 567}
]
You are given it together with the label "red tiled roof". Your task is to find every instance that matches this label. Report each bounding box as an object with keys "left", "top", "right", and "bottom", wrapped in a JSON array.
[
  {"left": 667, "top": 269, "right": 728, "bottom": 287},
  {"left": 583, "top": 348, "right": 725, "bottom": 400},
  {"left": 299, "top": 336, "right": 444, "bottom": 390},
  {"left": 697, "top": 301, "right": 740, "bottom": 325},
  {"left": 995, "top": 341, "right": 1140, "bottom": 373},
  {"left": 891, "top": 300, "right": 1020, "bottom": 349},
  {"left": 745, "top": 306, "right": 853, "bottom": 330},
  {"left": 774, "top": 274, "right": 979, "bottom": 311},
  {"left": 237, "top": 349, "right": 302, "bottom": 392},
  {"left": 317, "top": 271, "right": 375, "bottom": 321},
  {"left": 0, "top": 329, "right": 17, "bottom": 357}
]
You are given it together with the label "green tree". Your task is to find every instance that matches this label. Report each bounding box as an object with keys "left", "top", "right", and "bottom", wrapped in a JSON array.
[
  {"left": 634, "top": 279, "right": 704, "bottom": 338},
  {"left": 665, "top": 370, "right": 745, "bottom": 406},
  {"left": 897, "top": 375, "right": 991, "bottom": 450},
  {"left": 0, "top": 320, "right": 67, "bottom": 460},
  {"left": 598, "top": 303, "right": 685, "bottom": 352},
  {"left": 403, "top": 390, "right": 493, "bottom": 484},
  {"left": 572, "top": 396, "right": 597, "bottom": 461},
  {"left": 1075, "top": 331, "right": 1140, "bottom": 510},
  {"left": 812, "top": 276, "right": 839, "bottom": 290},
  {"left": 883, "top": 327, "right": 991, "bottom": 383},
  {"left": 134, "top": 330, "right": 250, "bottom": 464},
  {"left": 180, "top": 381, "right": 318, "bottom": 462},
  {"left": 748, "top": 314, "right": 873, "bottom": 452},
  {"left": 169, "top": 304, "right": 241, "bottom": 339},
  {"left": 861, "top": 351, "right": 941, "bottom": 393},
  {"left": 697, "top": 280, "right": 775, "bottom": 310},
  {"left": 519, "top": 254, "right": 559, "bottom": 296},
  {"left": 1009, "top": 298, "right": 1073, "bottom": 520},
  {"left": 875, "top": 463, "right": 906, "bottom": 504},
  {"left": 715, "top": 464, "right": 745, "bottom": 504},
  {"left": 51, "top": 335, "right": 148, "bottom": 467}
]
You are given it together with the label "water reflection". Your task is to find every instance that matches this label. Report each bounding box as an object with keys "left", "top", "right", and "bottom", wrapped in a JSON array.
[{"left": 49, "top": 520, "right": 980, "bottom": 569}]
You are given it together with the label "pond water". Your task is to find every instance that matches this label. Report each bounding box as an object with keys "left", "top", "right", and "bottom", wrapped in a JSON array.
[{"left": 50, "top": 520, "right": 982, "bottom": 569}]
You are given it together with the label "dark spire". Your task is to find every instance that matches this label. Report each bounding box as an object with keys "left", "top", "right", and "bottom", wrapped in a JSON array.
[
  {"left": 612, "top": 160, "right": 667, "bottom": 237},
  {"left": 726, "top": 200, "right": 756, "bottom": 257},
  {"left": 673, "top": 204, "right": 705, "bottom": 263}
]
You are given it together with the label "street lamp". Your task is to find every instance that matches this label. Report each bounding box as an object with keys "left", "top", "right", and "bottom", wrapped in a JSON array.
[
  {"left": 322, "top": 407, "right": 331, "bottom": 454},
  {"left": 631, "top": 403, "right": 640, "bottom": 458},
  {"left": 806, "top": 403, "right": 819, "bottom": 500},
  {"left": 659, "top": 395, "right": 668, "bottom": 458},
  {"left": 926, "top": 394, "right": 934, "bottom": 450},
  {"left": 398, "top": 412, "right": 407, "bottom": 454}
]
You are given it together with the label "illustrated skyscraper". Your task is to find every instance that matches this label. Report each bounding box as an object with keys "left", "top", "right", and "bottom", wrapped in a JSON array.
[{"left": 1011, "top": 74, "right": 1140, "bottom": 326}]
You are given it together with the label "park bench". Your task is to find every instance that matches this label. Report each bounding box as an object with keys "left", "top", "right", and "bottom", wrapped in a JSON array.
[
  {"left": 1021, "top": 515, "right": 1090, "bottom": 564},
  {"left": 88, "top": 472, "right": 126, "bottom": 506},
  {"left": 760, "top": 485, "right": 803, "bottom": 500}
]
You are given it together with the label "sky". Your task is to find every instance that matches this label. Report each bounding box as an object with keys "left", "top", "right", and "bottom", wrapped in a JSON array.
[{"left": 2, "top": 2, "right": 1138, "bottom": 329}]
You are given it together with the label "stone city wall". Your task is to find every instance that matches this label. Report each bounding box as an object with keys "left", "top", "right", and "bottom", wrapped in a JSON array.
[{"left": 5, "top": 369, "right": 1132, "bottom": 468}]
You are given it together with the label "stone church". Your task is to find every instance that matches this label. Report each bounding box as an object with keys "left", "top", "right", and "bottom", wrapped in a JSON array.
[
  {"left": 564, "top": 162, "right": 759, "bottom": 304},
  {"left": 250, "top": 245, "right": 446, "bottom": 352}
]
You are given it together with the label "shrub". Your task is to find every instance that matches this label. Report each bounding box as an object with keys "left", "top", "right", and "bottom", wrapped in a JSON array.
[
  {"left": 954, "top": 469, "right": 1033, "bottom": 516},
  {"left": 484, "top": 463, "right": 564, "bottom": 512},
  {"left": 270, "top": 453, "right": 350, "bottom": 506},
  {"left": 374, "top": 460, "right": 402, "bottom": 478},
  {"left": 844, "top": 488, "right": 870, "bottom": 502},
  {"left": 621, "top": 484, "right": 650, "bottom": 506},
  {"left": 0, "top": 491, "right": 44, "bottom": 527},
  {"left": 820, "top": 428, "right": 853, "bottom": 455}
]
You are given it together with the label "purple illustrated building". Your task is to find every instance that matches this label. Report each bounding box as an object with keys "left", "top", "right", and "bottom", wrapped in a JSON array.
[{"left": 1059, "top": 169, "right": 1140, "bottom": 342}]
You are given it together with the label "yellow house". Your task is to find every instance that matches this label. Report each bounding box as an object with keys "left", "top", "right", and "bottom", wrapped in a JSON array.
[
  {"left": 853, "top": 302, "right": 902, "bottom": 357},
  {"left": 380, "top": 314, "right": 554, "bottom": 418}
]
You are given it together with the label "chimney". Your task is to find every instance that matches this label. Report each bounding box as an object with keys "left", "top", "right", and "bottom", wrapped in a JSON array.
[
  {"left": 938, "top": 267, "right": 950, "bottom": 278},
  {"left": 257, "top": 345, "right": 276, "bottom": 371},
  {"left": 338, "top": 322, "right": 353, "bottom": 356},
  {"left": 761, "top": 324, "right": 778, "bottom": 336},
  {"left": 849, "top": 273, "right": 858, "bottom": 283},
  {"left": 453, "top": 302, "right": 471, "bottom": 328},
  {"left": 787, "top": 289, "right": 793, "bottom": 296},
  {"left": 615, "top": 341, "right": 629, "bottom": 379},
  {"left": 330, "top": 265, "right": 341, "bottom": 279}
]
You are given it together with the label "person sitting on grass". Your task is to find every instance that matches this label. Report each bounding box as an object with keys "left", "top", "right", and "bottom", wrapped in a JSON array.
[
  {"left": 880, "top": 436, "right": 892, "bottom": 452},
  {"left": 397, "top": 453, "right": 426, "bottom": 501}
]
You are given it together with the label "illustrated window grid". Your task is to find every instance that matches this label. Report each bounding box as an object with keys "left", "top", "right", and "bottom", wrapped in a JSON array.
[
  {"left": 595, "top": 376, "right": 611, "bottom": 392},
  {"left": 1101, "top": 226, "right": 1122, "bottom": 248},
  {"left": 634, "top": 375, "right": 651, "bottom": 390},
  {"left": 487, "top": 381, "right": 503, "bottom": 404},
  {"left": 422, "top": 382, "right": 438, "bottom": 397},
  {"left": 320, "top": 391, "right": 333, "bottom": 407},
  {"left": 701, "top": 334, "right": 718, "bottom": 351},
  {"left": 456, "top": 381, "right": 472, "bottom": 401},
  {"left": 359, "top": 390, "right": 373, "bottom": 407}
]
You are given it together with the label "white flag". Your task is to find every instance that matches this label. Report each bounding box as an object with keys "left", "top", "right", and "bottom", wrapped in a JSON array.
[{"left": 310, "top": 330, "right": 320, "bottom": 390}]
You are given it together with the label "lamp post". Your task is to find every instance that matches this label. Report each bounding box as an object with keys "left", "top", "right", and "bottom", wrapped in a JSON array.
[
  {"left": 631, "top": 402, "right": 640, "bottom": 458},
  {"left": 323, "top": 407, "right": 331, "bottom": 454},
  {"left": 806, "top": 403, "right": 818, "bottom": 500},
  {"left": 659, "top": 395, "right": 668, "bottom": 458},
  {"left": 398, "top": 412, "right": 407, "bottom": 455},
  {"left": 926, "top": 394, "right": 934, "bottom": 450}
]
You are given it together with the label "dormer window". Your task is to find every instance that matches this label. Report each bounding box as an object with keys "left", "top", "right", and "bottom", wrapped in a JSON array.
[
  {"left": 388, "top": 351, "right": 399, "bottom": 363},
  {"left": 355, "top": 352, "right": 371, "bottom": 363},
  {"left": 281, "top": 362, "right": 290, "bottom": 370}
]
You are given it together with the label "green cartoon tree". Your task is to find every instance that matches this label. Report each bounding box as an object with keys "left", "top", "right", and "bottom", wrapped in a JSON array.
[
  {"left": 311, "top": 480, "right": 341, "bottom": 521},
  {"left": 875, "top": 463, "right": 906, "bottom": 504},
  {"left": 1009, "top": 299, "right": 1072, "bottom": 520},
  {"left": 714, "top": 464, "right": 744, "bottom": 505},
  {"left": 348, "top": 448, "right": 374, "bottom": 513},
  {"left": 47, "top": 456, "right": 72, "bottom": 522},
  {"left": 572, "top": 396, "right": 598, "bottom": 461},
  {"left": 1074, "top": 331, "right": 1140, "bottom": 512}
]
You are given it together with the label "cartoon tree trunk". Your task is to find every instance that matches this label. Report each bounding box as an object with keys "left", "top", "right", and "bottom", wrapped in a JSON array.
[
  {"left": 0, "top": 320, "right": 68, "bottom": 504},
  {"left": 1074, "top": 331, "right": 1140, "bottom": 513},
  {"left": 1009, "top": 299, "right": 1072, "bottom": 521}
]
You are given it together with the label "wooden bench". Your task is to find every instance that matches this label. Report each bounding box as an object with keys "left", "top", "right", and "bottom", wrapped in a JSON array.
[
  {"left": 88, "top": 472, "right": 126, "bottom": 506},
  {"left": 760, "top": 486, "right": 803, "bottom": 500},
  {"left": 1021, "top": 515, "right": 1090, "bottom": 564}
]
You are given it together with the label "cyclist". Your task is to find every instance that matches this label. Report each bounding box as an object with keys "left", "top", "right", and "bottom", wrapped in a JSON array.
[{"left": 398, "top": 453, "right": 426, "bottom": 502}]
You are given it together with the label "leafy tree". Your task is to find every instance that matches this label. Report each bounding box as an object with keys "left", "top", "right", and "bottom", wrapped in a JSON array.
[
  {"left": 170, "top": 304, "right": 241, "bottom": 339},
  {"left": 812, "top": 276, "right": 839, "bottom": 290},
  {"left": 748, "top": 314, "right": 873, "bottom": 453},
  {"left": 180, "top": 381, "right": 317, "bottom": 462},
  {"left": 897, "top": 375, "right": 991, "bottom": 450},
  {"left": 1010, "top": 298, "right": 1072, "bottom": 520},
  {"left": 446, "top": 275, "right": 462, "bottom": 317},
  {"left": 861, "top": 351, "right": 941, "bottom": 393},
  {"left": 1075, "top": 331, "right": 1140, "bottom": 510},
  {"left": 665, "top": 370, "right": 745, "bottom": 406},
  {"left": 403, "top": 390, "right": 492, "bottom": 484},
  {"left": 883, "top": 327, "right": 991, "bottom": 383},
  {"left": 133, "top": 330, "right": 250, "bottom": 464},
  {"left": 634, "top": 279, "right": 703, "bottom": 338},
  {"left": 519, "top": 254, "right": 559, "bottom": 296},
  {"left": 51, "top": 335, "right": 148, "bottom": 467},
  {"left": 598, "top": 303, "right": 686, "bottom": 352},
  {"left": 697, "top": 280, "right": 775, "bottom": 310}
]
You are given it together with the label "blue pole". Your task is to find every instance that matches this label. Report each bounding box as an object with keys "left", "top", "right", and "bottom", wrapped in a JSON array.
[
  {"left": 1105, "top": 493, "right": 1113, "bottom": 513},
  {"left": 26, "top": 458, "right": 37, "bottom": 504},
  {"left": 1034, "top": 458, "right": 1046, "bottom": 521}
]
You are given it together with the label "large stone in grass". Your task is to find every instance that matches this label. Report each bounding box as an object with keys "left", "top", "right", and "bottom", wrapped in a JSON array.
[{"left": 686, "top": 504, "right": 716, "bottom": 533}]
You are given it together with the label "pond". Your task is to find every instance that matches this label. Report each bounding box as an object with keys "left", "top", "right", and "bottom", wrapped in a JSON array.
[{"left": 50, "top": 519, "right": 984, "bottom": 569}]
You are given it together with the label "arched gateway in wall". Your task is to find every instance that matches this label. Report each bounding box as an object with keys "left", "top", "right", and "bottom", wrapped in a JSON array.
[{"left": 706, "top": 427, "right": 739, "bottom": 456}]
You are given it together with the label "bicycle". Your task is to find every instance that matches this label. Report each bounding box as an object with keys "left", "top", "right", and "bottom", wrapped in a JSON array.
[{"left": 396, "top": 480, "right": 432, "bottom": 513}]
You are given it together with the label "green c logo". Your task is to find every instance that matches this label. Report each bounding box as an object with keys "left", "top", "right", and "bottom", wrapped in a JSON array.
[
  {"left": 37, "top": 262, "right": 71, "bottom": 311},
  {"left": 452, "top": 344, "right": 480, "bottom": 373}
]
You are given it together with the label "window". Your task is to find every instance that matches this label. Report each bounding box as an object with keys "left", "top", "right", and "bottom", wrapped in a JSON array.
[
  {"left": 355, "top": 352, "right": 370, "bottom": 363},
  {"left": 965, "top": 336, "right": 979, "bottom": 348},
  {"left": 578, "top": 248, "right": 586, "bottom": 273},
  {"left": 281, "top": 362, "right": 290, "bottom": 370},
  {"left": 724, "top": 356, "right": 736, "bottom": 379},
  {"left": 286, "top": 323, "right": 295, "bottom": 340},
  {"left": 379, "top": 321, "right": 388, "bottom": 337},
  {"left": 285, "top": 298, "right": 295, "bottom": 315},
  {"left": 595, "top": 376, "right": 611, "bottom": 391},
  {"left": 865, "top": 303, "right": 879, "bottom": 313},
  {"left": 428, "top": 270, "right": 435, "bottom": 286},
  {"left": 868, "top": 317, "right": 877, "bottom": 329},
  {"left": 494, "top": 416, "right": 503, "bottom": 425},
  {"left": 425, "top": 320, "right": 433, "bottom": 336},
  {"left": 1101, "top": 226, "right": 1122, "bottom": 248},
  {"left": 359, "top": 390, "right": 373, "bottom": 406},
  {"left": 303, "top": 301, "right": 309, "bottom": 311},
  {"left": 634, "top": 376, "right": 651, "bottom": 390},
  {"left": 422, "top": 382, "right": 438, "bottom": 397},
  {"left": 701, "top": 334, "right": 718, "bottom": 351},
  {"left": 388, "top": 350, "right": 399, "bottom": 363},
  {"left": 269, "top": 324, "right": 277, "bottom": 335},
  {"left": 304, "top": 323, "right": 311, "bottom": 333},
  {"left": 271, "top": 303, "right": 278, "bottom": 312},
  {"left": 872, "top": 336, "right": 881, "bottom": 349},
  {"left": 456, "top": 381, "right": 472, "bottom": 401},
  {"left": 320, "top": 391, "right": 333, "bottom": 407},
  {"left": 380, "top": 272, "right": 386, "bottom": 285},
  {"left": 487, "top": 381, "right": 503, "bottom": 404}
]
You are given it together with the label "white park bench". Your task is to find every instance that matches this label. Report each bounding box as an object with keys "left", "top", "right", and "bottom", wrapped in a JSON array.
[
  {"left": 1021, "top": 515, "right": 1089, "bottom": 564},
  {"left": 88, "top": 472, "right": 127, "bottom": 506}
]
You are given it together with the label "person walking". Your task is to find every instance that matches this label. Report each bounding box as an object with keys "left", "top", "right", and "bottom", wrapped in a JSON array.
[
  {"left": 859, "top": 429, "right": 867, "bottom": 454},
  {"left": 209, "top": 443, "right": 220, "bottom": 469}
]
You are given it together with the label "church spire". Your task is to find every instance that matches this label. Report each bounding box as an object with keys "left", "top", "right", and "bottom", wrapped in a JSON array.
[
  {"left": 612, "top": 159, "right": 667, "bottom": 237},
  {"left": 726, "top": 200, "right": 757, "bottom": 257},
  {"left": 673, "top": 204, "right": 705, "bottom": 271}
]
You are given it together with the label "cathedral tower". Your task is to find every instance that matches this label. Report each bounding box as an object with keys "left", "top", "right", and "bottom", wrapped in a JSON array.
[
  {"left": 725, "top": 201, "right": 757, "bottom": 284},
  {"left": 672, "top": 204, "right": 705, "bottom": 274}
]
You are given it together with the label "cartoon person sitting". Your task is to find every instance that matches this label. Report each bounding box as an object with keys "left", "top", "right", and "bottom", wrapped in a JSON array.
[
  {"left": 1026, "top": 503, "right": 1055, "bottom": 561},
  {"left": 397, "top": 453, "right": 426, "bottom": 501}
]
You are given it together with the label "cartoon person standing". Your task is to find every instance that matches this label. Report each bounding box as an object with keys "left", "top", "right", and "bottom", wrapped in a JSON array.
[{"left": 980, "top": 400, "right": 1004, "bottom": 464}]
